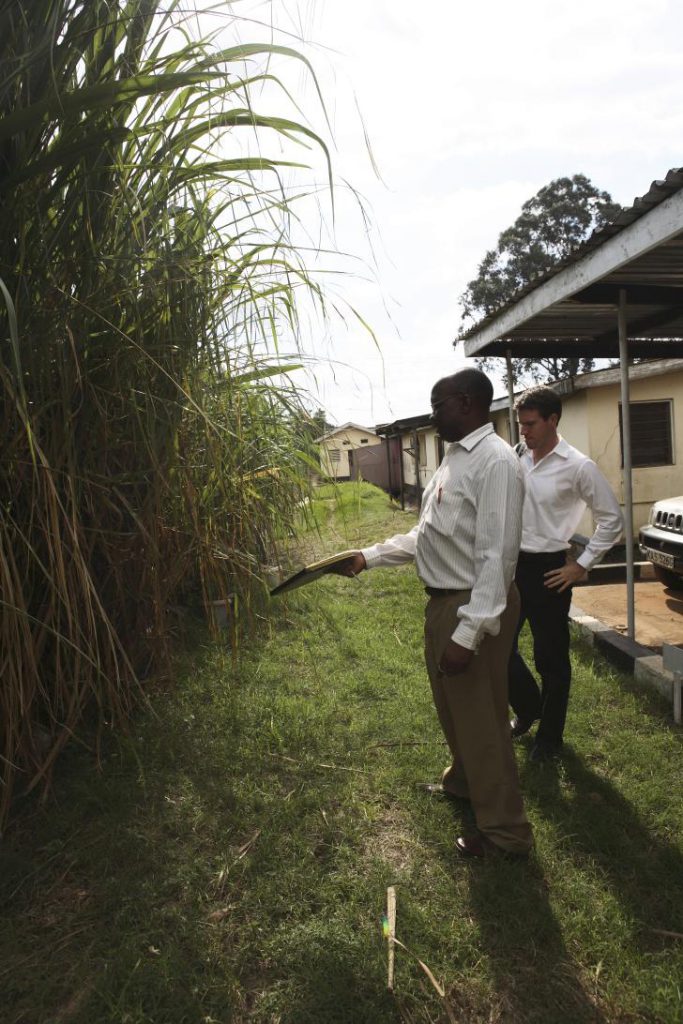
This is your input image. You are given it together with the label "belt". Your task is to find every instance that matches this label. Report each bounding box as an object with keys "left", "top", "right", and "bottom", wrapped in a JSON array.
[
  {"left": 517, "top": 549, "right": 566, "bottom": 562},
  {"left": 424, "top": 586, "right": 469, "bottom": 597}
]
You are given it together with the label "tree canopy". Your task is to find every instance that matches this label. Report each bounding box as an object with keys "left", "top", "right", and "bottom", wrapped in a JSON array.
[{"left": 459, "top": 174, "right": 622, "bottom": 384}]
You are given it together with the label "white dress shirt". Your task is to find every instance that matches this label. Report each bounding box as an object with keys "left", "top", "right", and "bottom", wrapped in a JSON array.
[
  {"left": 361, "top": 423, "right": 524, "bottom": 651},
  {"left": 518, "top": 437, "right": 623, "bottom": 569}
]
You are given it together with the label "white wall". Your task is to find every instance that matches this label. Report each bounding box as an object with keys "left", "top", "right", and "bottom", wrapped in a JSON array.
[{"left": 319, "top": 426, "right": 382, "bottom": 478}]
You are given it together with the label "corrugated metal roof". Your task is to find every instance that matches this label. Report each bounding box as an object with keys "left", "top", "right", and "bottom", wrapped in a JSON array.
[
  {"left": 564, "top": 167, "right": 683, "bottom": 256},
  {"left": 459, "top": 167, "right": 683, "bottom": 356},
  {"left": 375, "top": 412, "right": 432, "bottom": 434}
]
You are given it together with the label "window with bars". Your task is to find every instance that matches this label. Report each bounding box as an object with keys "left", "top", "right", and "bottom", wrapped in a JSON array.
[
  {"left": 618, "top": 400, "right": 673, "bottom": 467},
  {"left": 329, "top": 448, "right": 341, "bottom": 462}
]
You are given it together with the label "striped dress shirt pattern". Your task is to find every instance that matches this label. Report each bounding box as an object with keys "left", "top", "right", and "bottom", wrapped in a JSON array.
[{"left": 362, "top": 423, "right": 524, "bottom": 651}]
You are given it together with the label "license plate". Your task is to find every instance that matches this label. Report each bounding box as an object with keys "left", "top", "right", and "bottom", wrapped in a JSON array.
[{"left": 644, "top": 547, "right": 675, "bottom": 569}]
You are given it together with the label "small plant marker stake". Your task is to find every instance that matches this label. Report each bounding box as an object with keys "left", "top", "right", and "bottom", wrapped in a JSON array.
[{"left": 386, "top": 885, "right": 397, "bottom": 991}]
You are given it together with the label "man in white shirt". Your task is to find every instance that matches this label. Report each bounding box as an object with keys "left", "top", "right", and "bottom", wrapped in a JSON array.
[
  {"left": 334, "top": 369, "right": 533, "bottom": 859},
  {"left": 510, "top": 385, "right": 623, "bottom": 762}
]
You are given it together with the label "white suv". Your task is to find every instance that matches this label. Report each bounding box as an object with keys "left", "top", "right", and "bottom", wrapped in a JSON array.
[{"left": 639, "top": 497, "right": 683, "bottom": 589}]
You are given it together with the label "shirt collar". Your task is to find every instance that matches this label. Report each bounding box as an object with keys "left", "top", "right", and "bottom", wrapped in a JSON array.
[
  {"left": 544, "top": 435, "right": 569, "bottom": 459},
  {"left": 554, "top": 435, "right": 570, "bottom": 457},
  {"left": 528, "top": 434, "right": 569, "bottom": 466},
  {"left": 454, "top": 422, "right": 494, "bottom": 452}
]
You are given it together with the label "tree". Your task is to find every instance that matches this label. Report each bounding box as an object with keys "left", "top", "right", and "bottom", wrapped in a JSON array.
[{"left": 459, "top": 174, "right": 622, "bottom": 385}]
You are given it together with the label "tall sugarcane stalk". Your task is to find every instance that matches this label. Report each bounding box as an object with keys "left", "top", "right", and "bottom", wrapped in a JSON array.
[{"left": 0, "top": 0, "right": 332, "bottom": 828}]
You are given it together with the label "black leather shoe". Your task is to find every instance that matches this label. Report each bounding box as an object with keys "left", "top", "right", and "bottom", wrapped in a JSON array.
[
  {"left": 455, "top": 834, "right": 489, "bottom": 858},
  {"left": 417, "top": 782, "right": 469, "bottom": 801},
  {"left": 510, "top": 715, "right": 535, "bottom": 739},
  {"left": 529, "top": 740, "right": 562, "bottom": 763}
]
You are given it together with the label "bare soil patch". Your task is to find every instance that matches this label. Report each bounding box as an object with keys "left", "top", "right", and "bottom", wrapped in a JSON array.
[{"left": 572, "top": 578, "right": 683, "bottom": 648}]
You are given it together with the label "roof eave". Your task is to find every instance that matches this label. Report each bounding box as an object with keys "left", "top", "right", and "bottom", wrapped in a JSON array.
[{"left": 462, "top": 185, "right": 683, "bottom": 357}]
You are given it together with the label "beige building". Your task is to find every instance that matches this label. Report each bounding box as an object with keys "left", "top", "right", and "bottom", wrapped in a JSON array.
[
  {"left": 374, "top": 412, "right": 441, "bottom": 503},
  {"left": 315, "top": 422, "right": 382, "bottom": 480},
  {"left": 377, "top": 360, "right": 683, "bottom": 536}
]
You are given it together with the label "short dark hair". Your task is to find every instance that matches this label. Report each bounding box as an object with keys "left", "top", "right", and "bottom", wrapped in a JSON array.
[
  {"left": 515, "top": 385, "right": 562, "bottom": 422},
  {"left": 437, "top": 368, "right": 494, "bottom": 410}
]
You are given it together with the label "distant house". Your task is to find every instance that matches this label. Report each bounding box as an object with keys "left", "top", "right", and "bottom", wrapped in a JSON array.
[
  {"left": 315, "top": 422, "right": 383, "bottom": 480},
  {"left": 374, "top": 413, "right": 442, "bottom": 506},
  {"left": 375, "top": 359, "right": 683, "bottom": 535}
]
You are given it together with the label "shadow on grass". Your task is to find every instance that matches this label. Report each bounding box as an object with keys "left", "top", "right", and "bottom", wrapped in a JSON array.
[
  {"left": 521, "top": 747, "right": 683, "bottom": 940},
  {"left": 0, "top": 650, "right": 395, "bottom": 1024},
  {"left": 0, "top": 712, "right": 246, "bottom": 1021},
  {"left": 573, "top": 635, "right": 683, "bottom": 728},
  {"left": 431, "top": 799, "right": 604, "bottom": 1024}
]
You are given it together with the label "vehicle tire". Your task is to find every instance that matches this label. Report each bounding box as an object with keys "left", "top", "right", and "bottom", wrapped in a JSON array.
[{"left": 653, "top": 564, "right": 683, "bottom": 590}]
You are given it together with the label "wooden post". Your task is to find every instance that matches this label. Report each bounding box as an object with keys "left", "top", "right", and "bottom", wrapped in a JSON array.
[
  {"left": 412, "top": 431, "right": 421, "bottom": 505},
  {"left": 386, "top": 885, "right": 397, "bottom": 990}
]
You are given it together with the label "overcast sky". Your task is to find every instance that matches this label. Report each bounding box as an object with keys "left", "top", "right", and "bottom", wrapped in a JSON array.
[{"left": 223, "top": 0, "right": 683, "bottom": 427}]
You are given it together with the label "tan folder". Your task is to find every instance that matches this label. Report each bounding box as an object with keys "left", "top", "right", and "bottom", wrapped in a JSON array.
[{"left": 269, "top": 550, "right": 361, "bottom": 596}]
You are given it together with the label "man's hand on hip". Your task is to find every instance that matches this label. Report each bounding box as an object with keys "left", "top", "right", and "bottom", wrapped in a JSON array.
[
  {"left": 544, "top": 560, "right": 588, "bottom": 593},
  {"left": 439, "top": 640, "right": 473, "bottom": 676}
]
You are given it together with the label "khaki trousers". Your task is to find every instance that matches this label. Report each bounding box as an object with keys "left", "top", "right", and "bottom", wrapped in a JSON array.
[{"left": 424, "top": 585, "right": 533, "bottom": 854}]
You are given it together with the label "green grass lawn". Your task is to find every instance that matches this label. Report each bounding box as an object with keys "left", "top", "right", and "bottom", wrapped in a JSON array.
[{"left": 2, "top": 482, "right": 682, "bottom": 1023}]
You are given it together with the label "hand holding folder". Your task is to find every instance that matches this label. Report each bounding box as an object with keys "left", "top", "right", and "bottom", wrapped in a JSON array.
[{"left": 269, "top": 550, "right": 363, "bottom": 596}]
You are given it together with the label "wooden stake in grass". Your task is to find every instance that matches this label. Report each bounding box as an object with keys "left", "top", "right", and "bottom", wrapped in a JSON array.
[
  {"left": 649, "top": 927, "right": 683, "bottom": 941},
  {"left": 383, "top": 886, "right": 458, "bottom": 1021},
  {"left": 384, "top": 885, "right": 397, "bottom": 990}
]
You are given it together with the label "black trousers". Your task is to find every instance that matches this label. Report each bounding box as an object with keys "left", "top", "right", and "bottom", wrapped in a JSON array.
[{"left": 508, "top": 550, "right": 573, "bottom": 746}]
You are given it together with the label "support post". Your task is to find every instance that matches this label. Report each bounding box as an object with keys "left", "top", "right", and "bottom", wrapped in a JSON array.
[
  {"left": 412, "top": 431, "right": 421, "bottom": 505},
  {"left": 506, "top": 349, "right": 517, "bottom": 444},
  {"left": 399, "top": 434, "right": 405, "bottom": 510},
  {"left": 618, "top": 289, "right": 635, "bottom": 641},
  {"left": 384, "top": 435, "right": 392, "bottom": 496}
]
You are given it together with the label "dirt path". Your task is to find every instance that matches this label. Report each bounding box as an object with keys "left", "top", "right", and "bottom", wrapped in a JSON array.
[{"left": 572, "top": 578, "right": 683, "bottom": 648}]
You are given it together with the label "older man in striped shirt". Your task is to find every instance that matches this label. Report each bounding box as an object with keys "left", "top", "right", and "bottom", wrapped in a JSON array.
[{"left": 335, "top": 368, "right": 532, "bottom": 859}]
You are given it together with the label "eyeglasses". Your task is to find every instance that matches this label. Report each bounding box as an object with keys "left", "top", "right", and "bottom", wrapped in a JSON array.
[{"left": 430, "top": 391, "right": 467, "bottom": 413}]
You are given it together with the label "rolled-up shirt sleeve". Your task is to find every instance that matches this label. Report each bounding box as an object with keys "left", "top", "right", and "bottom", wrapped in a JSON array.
[
  {"left": 453, "top": 458, "right": 523, "bottom": 650},
  {"left": 574, "top": 461, "right": 624, "bottom": 570},
  {"left": 362, "top": 524, "right": 419, "bottom": 568}
]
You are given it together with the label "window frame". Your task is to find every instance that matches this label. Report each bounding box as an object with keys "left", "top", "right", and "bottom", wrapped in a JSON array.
[{"left": 618, "top": 398, "right": 674, "bottom": 468}]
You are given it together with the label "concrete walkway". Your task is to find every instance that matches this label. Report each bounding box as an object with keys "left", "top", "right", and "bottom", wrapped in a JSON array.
[{"left": 570, "top": 572, "right": 682, "bottom": 709}]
